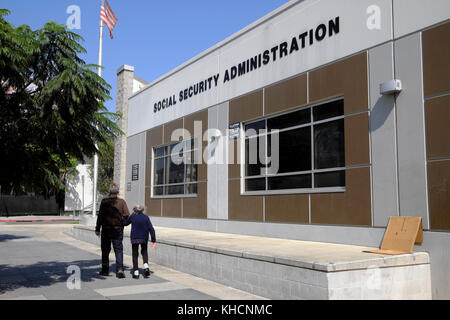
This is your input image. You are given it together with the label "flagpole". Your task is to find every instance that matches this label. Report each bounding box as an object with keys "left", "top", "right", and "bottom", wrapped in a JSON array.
[{"left": 92, "top": 11, "right": 104, "bottom": 218}]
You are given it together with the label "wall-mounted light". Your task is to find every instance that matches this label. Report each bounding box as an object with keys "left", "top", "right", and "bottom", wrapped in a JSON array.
[{"left": 380, "top": 79, "right": 402, "bottom": 95}]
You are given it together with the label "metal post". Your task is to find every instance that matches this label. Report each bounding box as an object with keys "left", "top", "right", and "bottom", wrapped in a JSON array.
[
  {"left": 81, "top": 175, "right": 85, "bottom": 217},
  {"left": 92, "top": 10, "right": 104, "bottom": 218}
]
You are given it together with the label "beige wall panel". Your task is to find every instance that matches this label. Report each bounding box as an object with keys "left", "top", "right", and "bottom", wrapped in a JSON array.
[
  {"left": 309, "top": 53, "right": 368, "bottom": 115},
  {"left": 146, "top": 126, "right": 163, "bottom": 150},
  {"left": 345, "top": 112, "right": 371, "bottom": 166},
  {"left": 145, "top": 188, "right": 161, "bottom": 217},
  {"left": 311, "top": 167, "right": 371, "bottom": 226},
  {"left": 184, "top": 110, "right": 208, "bottom": 138},
  {"left": 229, "top": 90, "right": 263, "bottom": 124},
  {"left": 426, "top": 95, "right": 450, "bottom": 159},
  {"left": 183, "top": 182, "right": 207, "bottom": 219},
  {"left": 264, "top": 74, "right": 307, "bottom": 116},
  {"left": 228, "top": 140, "right": 241, "bottom": 179},
  {"left": 428, "top": 160, "right": 450, "bottom": 231},
  {"left": 162, "top": 198, "right": 182, "bottom": 217},
  {"left": 265, "top": 194, "right": 309, "bottom": 224},
  {"left": 228, "top": 180, "right": 263, "bottom": 221},
  {"left": 163, "top": 118, "right": 183, "bottom": 144},
  {"left": 423, "top": 21, "right": 450, "bottom": 97}
]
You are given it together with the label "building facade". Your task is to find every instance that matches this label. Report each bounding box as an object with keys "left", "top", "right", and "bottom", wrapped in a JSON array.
[{"left": 118, "top": 0, "right": 450, "bottom": 298}]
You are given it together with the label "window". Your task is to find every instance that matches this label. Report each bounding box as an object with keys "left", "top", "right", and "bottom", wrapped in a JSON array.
[
  {"left": 244, "top": 99, "right": 345, "bottom": 193},
  {"left": 152, "top": 139, "right": 198, "bottom": 197}
]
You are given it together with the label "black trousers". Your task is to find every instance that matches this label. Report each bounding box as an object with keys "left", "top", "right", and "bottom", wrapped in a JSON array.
[
  {"left": 100, "top": 227, "right": 124, "bottom": 273},
  {"left": 132, "top": 242, "right": 148, "bottom": 271}
]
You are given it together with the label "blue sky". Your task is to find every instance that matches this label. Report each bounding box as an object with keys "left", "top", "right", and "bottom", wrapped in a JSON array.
[{"left": 2, "top": 0, "right": 291, "bottom": 113}]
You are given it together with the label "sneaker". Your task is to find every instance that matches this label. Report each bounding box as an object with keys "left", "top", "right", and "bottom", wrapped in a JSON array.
[
  {"left": 144, "top": 268, "right": 151, "bottom": 278},
  {"left": 116, "top": 270, "right": 126, "bottom": 279},
  {"left": 133, "top": 270, "right": 139, "bottom": 279},
  {"left": 99, "top": 270, "right": 110, "bottom": 276}
]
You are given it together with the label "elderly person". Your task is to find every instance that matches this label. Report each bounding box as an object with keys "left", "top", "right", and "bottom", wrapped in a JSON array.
[
  {"left": 95, "top": 183, "right": 130, "bottom": 278},
  {"left": 123, "top": 205, "right": 156, "bottom": 279}
]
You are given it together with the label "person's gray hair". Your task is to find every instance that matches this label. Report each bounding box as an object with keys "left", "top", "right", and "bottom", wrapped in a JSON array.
[{"left": 133, "top": 204, "right": 145, "bottom": 213}]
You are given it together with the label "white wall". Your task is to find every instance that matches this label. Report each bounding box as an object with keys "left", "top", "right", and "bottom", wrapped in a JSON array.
[
  {"left": 64, "top": 164, "right": 94, "bottom": 212},
  {"left": 128, "top": 0, "right": 395, "bottom": 136}
]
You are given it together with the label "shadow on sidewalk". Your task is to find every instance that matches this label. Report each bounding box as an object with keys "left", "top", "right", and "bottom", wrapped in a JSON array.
[
  {"left": 0, "top": 259, "right": 112, "bottom": 295},
  {"left": 0, "top": 234, "right": 31, "bottom": 243}
]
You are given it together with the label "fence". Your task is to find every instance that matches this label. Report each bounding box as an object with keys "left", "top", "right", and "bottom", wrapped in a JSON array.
[{"left": 0, "top": 195, "right": 60, "bottom": 217}]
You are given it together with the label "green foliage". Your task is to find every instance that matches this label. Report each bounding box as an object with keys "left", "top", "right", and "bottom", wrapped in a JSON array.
[{"left": 0, "top": 10, "right": 122, "bottom": 195}]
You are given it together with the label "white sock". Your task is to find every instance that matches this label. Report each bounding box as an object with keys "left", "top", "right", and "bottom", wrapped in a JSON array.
[
  {"left": 144, "top": 263, "right": 149, "bottom": 269},
  {"left": 134, "top": 270, "right": 139, "bottom": 276}
]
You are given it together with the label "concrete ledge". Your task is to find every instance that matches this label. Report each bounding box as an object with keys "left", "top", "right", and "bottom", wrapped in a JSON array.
[{"left": 72, "top": 225, "right": 431, "bottom": 299}]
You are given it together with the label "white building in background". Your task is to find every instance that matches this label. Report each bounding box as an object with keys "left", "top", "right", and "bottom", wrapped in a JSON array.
[{"left": 64, "top": 164, "right": 94, "bottom": 213}]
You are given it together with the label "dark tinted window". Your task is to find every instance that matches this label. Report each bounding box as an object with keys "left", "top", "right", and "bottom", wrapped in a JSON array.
[
  {"left": 314, "top": 119, "right": 345, "bottom": 169},
  {"left": 277, "top": 127, "right": 311, "bottom": 173},
  {"left": 167, "top": 185, "right": 184, "bottom": 195},
  {"left": 168, "top": 162, "right": 184, "bottom": 184},
  {"left": 154, "top": 158, "right": 165, "bottom": 185},
  {"left": 245, "top": 178, "right": 266, "bottom": 191},
  {"left": 245, "top": 120, "right": 265, "bottom": 137},
  {"left": 155, "top": 147, "right": 165, "bottom": 158},
  {"left": 268, "top": 108, "right": 310, "bottom": 131},
  {"left": 313, "top": 100, "right": 344, "bottom": 121},
  {"left": 185, "top": 163, "right": 198, "bottom": 182},
  {"left": 314, "top": 170, "right": 345, "bottom": 188},
  {"left": 245, "top": 137, "right": 266, "bottom": 176},
  {"left": 185, "top": 183, "right": 198, "bottom": 195},
  {"left": 154, "top": 186, "right": 164, "bottom": 196},
  {"left": 268, "top": 174, "right": 312, "bottom": 190}
]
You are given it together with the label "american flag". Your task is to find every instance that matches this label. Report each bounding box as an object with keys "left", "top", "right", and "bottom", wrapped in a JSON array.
[{"left": 100, "top": 0, "right": 118, "bottom": 39}]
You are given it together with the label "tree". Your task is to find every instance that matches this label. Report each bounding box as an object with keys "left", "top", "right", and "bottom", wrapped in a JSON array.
[{"left": 0, "top": 9, "right": 121, "bottom": 196}]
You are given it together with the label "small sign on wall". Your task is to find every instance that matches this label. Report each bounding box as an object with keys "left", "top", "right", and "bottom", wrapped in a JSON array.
[
  {"left": 229, "top": 122, "right": 240, "bottom": 140},
  {"left": 132, "top": 164, "right": 139, "bottom": 181},
  {"left": 127, "top": 182, "right": 131, "bottom": 192}
]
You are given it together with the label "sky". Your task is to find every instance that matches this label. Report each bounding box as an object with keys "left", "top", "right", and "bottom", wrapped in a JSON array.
[{"left": 2, "top": 0, "right": 291, "bottom": 113}]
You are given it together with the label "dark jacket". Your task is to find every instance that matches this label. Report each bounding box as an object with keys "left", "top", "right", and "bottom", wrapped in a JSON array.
[
  {"left": 95, "top": 195, "right": 130, "bottom": 232},
  {"left": 123, "top": 213, "right": 156, "bottom": 243}
]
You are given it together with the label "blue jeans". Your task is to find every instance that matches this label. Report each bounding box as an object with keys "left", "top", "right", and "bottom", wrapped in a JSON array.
[{"left": 100, "top": 227, "right": 124, "bottom": 273}]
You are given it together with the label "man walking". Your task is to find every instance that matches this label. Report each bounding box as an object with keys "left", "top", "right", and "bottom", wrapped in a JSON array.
[{"left": 95, "top": 183, "right": 130, "bottom": 278}]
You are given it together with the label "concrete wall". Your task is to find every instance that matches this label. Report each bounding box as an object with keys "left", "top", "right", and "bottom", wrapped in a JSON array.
[
  {"left": 73, "top": 225, "right": 431, "bottom": 300},
  {"left": 368, "top": 42, "right": 399, "bottom": 227},
  {"left": 114, "top": 65, "right": 135, "bottom": 195},
  {"left": 207, "top": 102, "right": 229, "bottom": 220},
  {"left": 394, "top": 33, "right": 429, "bottom": 228},
  {"left": 125, "top": 132, "right": 147, "bottom": 209},
  {"left": 146, "top": 216, "right": 450, "bottom": 299}
]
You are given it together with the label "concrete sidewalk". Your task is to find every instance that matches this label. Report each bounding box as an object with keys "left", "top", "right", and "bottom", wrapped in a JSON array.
[
  {"left": 0, "top": 224, "right": 264, "bottom": 300},
  {"left": 0, "top": 216, "right": 78, "bottom": 224},
  {"left": 74, "top": 225, "right": 432, "bottom": 299}
]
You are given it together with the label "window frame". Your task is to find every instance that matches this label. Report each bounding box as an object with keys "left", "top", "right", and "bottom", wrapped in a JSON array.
[
  {"left": 241, "top": 96, "right": 346, "bottom": 196},
  {"left": 151, "top": 138, "right": 199, "bottom": 199}
]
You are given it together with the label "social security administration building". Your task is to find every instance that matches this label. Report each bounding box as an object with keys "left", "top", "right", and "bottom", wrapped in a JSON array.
[{"left": 116, "top": 0, "right": 450, "bottom": 298}]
